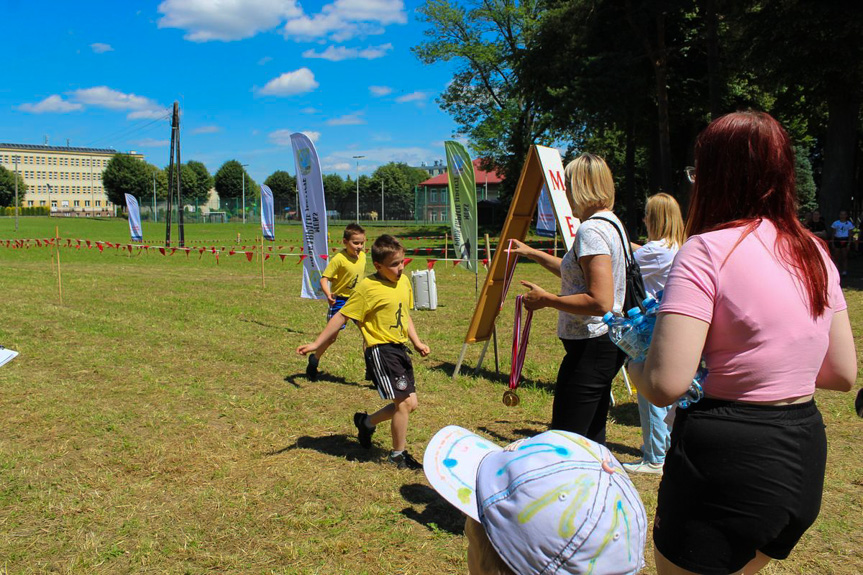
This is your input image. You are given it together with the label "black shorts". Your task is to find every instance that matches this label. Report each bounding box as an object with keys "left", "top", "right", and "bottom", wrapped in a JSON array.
[
  {"left": 834, "top": 239, "right": 850, "bottom": 249},
  {"left": 653, "top": 398, "right": 827, "bottom": 574},
  {"left": 364, "top": 343, "right": 415, "bottom": 400}
]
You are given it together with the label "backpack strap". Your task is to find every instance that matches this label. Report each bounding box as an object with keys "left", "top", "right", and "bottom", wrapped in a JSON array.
[{"left": 586, "top": 215, "right": 635, "bottom": 265}]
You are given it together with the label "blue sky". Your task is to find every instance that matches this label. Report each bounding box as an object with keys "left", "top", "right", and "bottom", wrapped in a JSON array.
[{"left": 0, "top": 0, "right": 460, "bottom": 182}]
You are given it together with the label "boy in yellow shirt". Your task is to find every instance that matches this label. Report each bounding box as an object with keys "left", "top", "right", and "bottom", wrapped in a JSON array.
[
  {"left": 306, "top": 223, "right": 367, "bottom": 381},
  {"left": 298, "top": 235, "right": 430, "bottom": 469}
]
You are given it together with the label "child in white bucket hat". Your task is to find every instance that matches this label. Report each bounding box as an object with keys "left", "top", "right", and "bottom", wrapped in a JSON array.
[{"left": 423, "top": 426, "right": 647, "bottom": 574}]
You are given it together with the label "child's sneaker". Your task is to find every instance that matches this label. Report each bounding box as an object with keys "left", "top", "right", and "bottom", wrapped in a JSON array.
[
  {"left": 306, "top": 354, "right": 319, "bottom": 381},
  {"left": 353, "top": 412, "right": 375, "bottom": 449},
  {"left": 622, "top": 459, "right": 663, "bottom": 475},
  {"left": 388, "top": 451, "right": 422, "bottom": 470}
]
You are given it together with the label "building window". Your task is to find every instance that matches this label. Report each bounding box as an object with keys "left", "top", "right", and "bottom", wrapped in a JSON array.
[
  {"left": 85, "top": 200, "right": 90, "bottom": 207},
  {"left": 96, "top": 201, "right": 101, "bottom": 207},
  {"left": 27, "top": 200, "right": 33, "bottom": 206},
  {"left": 74, "top": 200, "right": 80, "bottom": 207},
  {"left": 40, "top": 200, "right": 46, "bottom": 206},
  {"left": 51, "top": 200, "right": 57, "bottom": 208}
]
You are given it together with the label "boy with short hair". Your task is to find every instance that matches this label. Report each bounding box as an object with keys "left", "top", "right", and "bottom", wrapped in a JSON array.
[
  {"left": 306, "top": 223, "right": 367, "bottom": 381},
  {"left": 298, "top": 235, "right": 430, "bottom": 469},
  {"left": 831, "top": 210, "right": 855, "bottom": 276}
]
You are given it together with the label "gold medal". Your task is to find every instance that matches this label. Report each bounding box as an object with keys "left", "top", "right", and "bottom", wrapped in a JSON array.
[{"left": 502, "top": 390, "right": 520, "bottom": 407}]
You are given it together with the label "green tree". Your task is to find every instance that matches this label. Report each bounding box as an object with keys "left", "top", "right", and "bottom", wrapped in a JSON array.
[
  {"left": 264, "top": 170, "right": 297, "bottom": 203},
  {"left": 0, "top": 165, "right": 27, "bottom": 207},
  {"left": 214, "top": 160, "right": 257, "bottom": 204},
  {"left": 369, "top": 162, "right": 429, "bottom": 220},
  {"left": 186, "top": 161, "right": 214, "bottom": 204},
  {"left": 413, "top": 0, "right": 558, "bottom": 203},
  {"left": 323, "top": 173, "right": 349, "bottom": 217},
  {"left": 145, "top": 163, "right": 168, "bottom": 201},
  {"left": 103, "top": 154, "right": 151, "bottom": 207},
  {"left": 795, "top": 146, "right": 818, "bottom": 215}
]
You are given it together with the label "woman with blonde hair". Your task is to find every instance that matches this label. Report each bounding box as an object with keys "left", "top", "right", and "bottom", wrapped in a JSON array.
[
  {"left": 622, "top": 192, "right": 685, "bottom": 475},
  {"left": 509, "top": 153, "right": 629, "bottom": 444}
]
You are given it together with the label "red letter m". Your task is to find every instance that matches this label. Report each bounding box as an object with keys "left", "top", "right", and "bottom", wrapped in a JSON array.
[{"left": 548, "top": 170, "right": 565, "bottom": 191}]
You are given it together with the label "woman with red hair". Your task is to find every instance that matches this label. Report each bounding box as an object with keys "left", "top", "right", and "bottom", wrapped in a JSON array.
[{"left": 629, "top": 111, "right": 857, "bottom": 574}]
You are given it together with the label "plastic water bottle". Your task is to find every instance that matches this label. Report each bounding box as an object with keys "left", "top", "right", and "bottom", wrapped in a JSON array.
[
  {"left": 677, "top": 364, "right": 707, "bottom": 409},
  {"left": 603, "top": 310, "right": 650, "bottom": 361},
  {"left": 626, "top": 307, "right": 653, "bottom": 361}
]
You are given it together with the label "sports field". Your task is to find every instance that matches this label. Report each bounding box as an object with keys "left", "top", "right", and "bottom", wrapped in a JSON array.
[{"left": 1, "top": 217, "right": 861, "bottom": 574}]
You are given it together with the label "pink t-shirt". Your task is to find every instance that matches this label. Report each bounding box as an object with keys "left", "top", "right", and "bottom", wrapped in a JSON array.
[{"left": 660, "top": 220, "right": 846, "bottom": 402}]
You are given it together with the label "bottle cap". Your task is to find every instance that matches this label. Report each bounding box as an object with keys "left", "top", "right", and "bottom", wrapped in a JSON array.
[
  {"left": 602, "top": 312, "right": 615, "bottom": 324},
  {"left": 626, "top": 308, "right": 642, "bottom": 318}
]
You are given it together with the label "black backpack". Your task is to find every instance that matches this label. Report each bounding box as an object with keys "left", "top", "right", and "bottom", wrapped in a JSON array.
[{"left": 587, "top": 216, "right": 647, "bottom": 314}]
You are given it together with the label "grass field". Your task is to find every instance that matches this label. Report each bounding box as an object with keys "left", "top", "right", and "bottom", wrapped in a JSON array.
[{"left": 1, "top": 216, "right": 861, "bottom": 574}]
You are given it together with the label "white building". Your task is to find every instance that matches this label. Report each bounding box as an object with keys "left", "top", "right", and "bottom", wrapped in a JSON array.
[{"left": 0, "top": 142, "right": 143, "bottom": 216}]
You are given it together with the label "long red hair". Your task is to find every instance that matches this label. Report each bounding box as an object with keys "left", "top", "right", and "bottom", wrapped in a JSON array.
[{"left": 686, "top": 111, "right": 829, "bottom": 317}]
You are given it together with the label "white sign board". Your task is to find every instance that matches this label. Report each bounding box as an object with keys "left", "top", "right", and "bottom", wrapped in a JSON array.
[{"left": 535, "top": 145, "right": 579, "bottom": 250}]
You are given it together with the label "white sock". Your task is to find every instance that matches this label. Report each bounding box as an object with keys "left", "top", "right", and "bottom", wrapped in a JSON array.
[{"left": 391, "top": 450, "right": 404, "bottom": 457}]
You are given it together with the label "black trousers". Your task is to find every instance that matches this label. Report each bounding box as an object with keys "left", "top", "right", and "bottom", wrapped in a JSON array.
[{"left": 551, "top": 336, "right": 626, "bottom": 445}]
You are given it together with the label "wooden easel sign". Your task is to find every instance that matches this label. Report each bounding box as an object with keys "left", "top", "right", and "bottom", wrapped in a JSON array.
[{"left": 453, "top": 145, "right": 579, "bottom": 376}]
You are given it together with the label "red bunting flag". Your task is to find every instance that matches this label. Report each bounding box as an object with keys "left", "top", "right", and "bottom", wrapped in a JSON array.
[
  {"left": 86, "top": 240, "right": 91, "bottom": 248},
  {"left": 289, "top": 246, "right": 295, "bottom": 252},
  {"left": 158, "top": 247, "right": 166, "bottom": 255},
  {"left": 413, "top": 248, "right": 419, "bottom": 254},
  {"left": 427, "top": 259, "right": 437, "bottom": 270},
  {"left": 482, "top": 258, "right": 489, "bottom": 267},
  {"left": 279, "top": 254, "right": 287, "bottom": 262},
  {"left": 298, "top": 254, "right": 308, "bottom": 264},
  {"left": 320, "top": 254, "right": 329, "bottom": 260},
  {"left": 97, "top": 244, "right": 104, "bottom": 252},
  {"left": 36, "top": 239, "right": 42, "bottom": 247},
  {"left": 425, "top": 248, "right": 432, "bottom": 254},
  {"left": 170, "top": 248, "right": 176, "bottom": 255},
  {"left": 403, "top": 258, "right": 413, "bottom": 266},
  {"left": 245, "top": 252, "right": 253, "bottom": 262},
  {"left": 127, "top": 245, "right": 133, "bottom": 253},
  {"left": 198, "top": 247, "right": 205, "bottom": 254},
  {"left": 453, "top": 260, "right": 461, "bottom": 267},
  {"left": 229, "top": 250, "right": 236, "bottom": 255},
  {"left": 265, "top": 254, "right": 270, "bottom": 260}
]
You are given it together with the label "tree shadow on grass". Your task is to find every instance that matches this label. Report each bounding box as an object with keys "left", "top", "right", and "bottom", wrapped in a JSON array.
[
  {"left": 399, "top": 483, "right": 465, "bottom": 535},
  {"left": 609, "top": 401, "right": 641, "bottom": 427},
  {"left": 267, "top": 433, "right": 381, "bottom": 463}
]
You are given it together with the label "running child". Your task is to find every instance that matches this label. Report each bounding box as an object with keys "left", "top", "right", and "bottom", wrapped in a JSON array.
[
  {"left": 306, "top": 223, "right": 367, "bottom": 381},
  {"left": 297, "top": 235, "right": 430, "bottom": 469}
]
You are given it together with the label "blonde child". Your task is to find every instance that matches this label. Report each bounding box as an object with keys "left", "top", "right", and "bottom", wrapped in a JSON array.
[
  {"left": 306, "top": 223, "right": 367, "bottom": 381},
  {"left": 298, "top": 235, "right": 430, "bottom": 469}
]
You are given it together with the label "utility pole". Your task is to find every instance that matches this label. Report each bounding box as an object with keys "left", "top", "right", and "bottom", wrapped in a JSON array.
[
  {"left": 165, "top": 101, "right": 184, "bottom": 247},
  {"left": 13, "top": 155, "right": 19, "bottom": 232},
  {"left": 353, "top": 155, "right": 364, "bottom": 222}
]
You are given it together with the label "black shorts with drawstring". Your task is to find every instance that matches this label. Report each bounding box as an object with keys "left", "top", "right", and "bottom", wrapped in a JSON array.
[
  {"left": 653, "top": 398, "right": 827, "bottom": 574},
  {"left": 364, "top": 343, "right": 415, "bottom": 400}
]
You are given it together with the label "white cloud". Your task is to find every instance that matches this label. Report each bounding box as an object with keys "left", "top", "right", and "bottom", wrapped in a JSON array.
[
  {"left": 395, "top": 91, "right": 427, "bottom": 104},
  {"left": 70, "top": 86, "right": 167, "bottom": 119},
  {"left": 258, "top": 68, "right": 319, "bottom": 96},
  {"left": 192, "top": 125, "right": 221, "bottom": 134},
  {"left": 269, "top": 129, "right": 321, "bottom": 145},
  {"left": 326, "top": 112, "right": 365, "bottom": 126},
  {"left": 258, "top": 56, "right": 273, "bottom": 65},
  {"left": 158, "top": 0, "right": 301, "bottom": 42},
  {"left": 136, "top": 138, "right": 170, "bottom": 147},
  {"left": 369, "top": 85, "right": 392, "bottom": 97},
  {"left": 301, "top": 107, "right": 318, "bottom": 114},
  {"left": 324, "top": 162, "right": 352, "bottom": 171},
  {"left": 90, "top": 43, "right": 114, "bottom": 53},
  {"left": 302, "top": 43, "right": 391, "bottom": 61},
  {"left": 323, "top": 145, "right": 435, "bottom": 171},
  {"left": 283, "top": 0, "right": 406, "bottom": 42},
  {"left": 18, "top": 95, "right": 83, "bottom": 114}
]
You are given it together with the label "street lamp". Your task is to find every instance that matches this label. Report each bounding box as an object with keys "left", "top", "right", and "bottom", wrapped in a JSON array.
[
  {"left": 46, "top": 182, "right": 53, "bottom": 215},
  {"left": 352, "top": 155, "right": 364, "bottom": 222},
  {"left": 240, "top": 163, "right": 249, "bottom": 224}
]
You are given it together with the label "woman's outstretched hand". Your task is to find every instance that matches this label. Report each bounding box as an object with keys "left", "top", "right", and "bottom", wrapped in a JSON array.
[
  {"left": 520, "top": 280, "right": 550, "bottom": 310},
  {"left": 507, "top": 239, "right": 534, "bottom": 257}
]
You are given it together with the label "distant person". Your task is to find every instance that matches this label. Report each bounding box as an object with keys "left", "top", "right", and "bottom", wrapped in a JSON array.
[
  {"left": 297, "top": 235, "right": 430, "bottom": 469},
  {"left": 423, "top": 425, "right": 647, "bottom": 575},
  {"left": 831, "top": 210, "right": 854, "bottom": 276},
  {"left": 624, "top": 193, "right": 685, "bottom": 475},
  {"left": 804, "top": 209, "right": 828, "bottom": 240},
  {"left": 628, "top": 111, "right": 856, "bottom": 574},
  {"left": 305, "top": 223, "right": 367, "bottom": 381},
  {"left": 509, "top": 153, "right": 628, "bottom": 445}
]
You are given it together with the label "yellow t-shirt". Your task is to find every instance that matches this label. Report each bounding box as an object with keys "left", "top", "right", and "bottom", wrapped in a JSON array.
[
  {"left": 322, "top": 250, "right": 366, "bottom": 297},
  {"left": 339, "top": 274, "right": 414, "bottom": 346}
]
